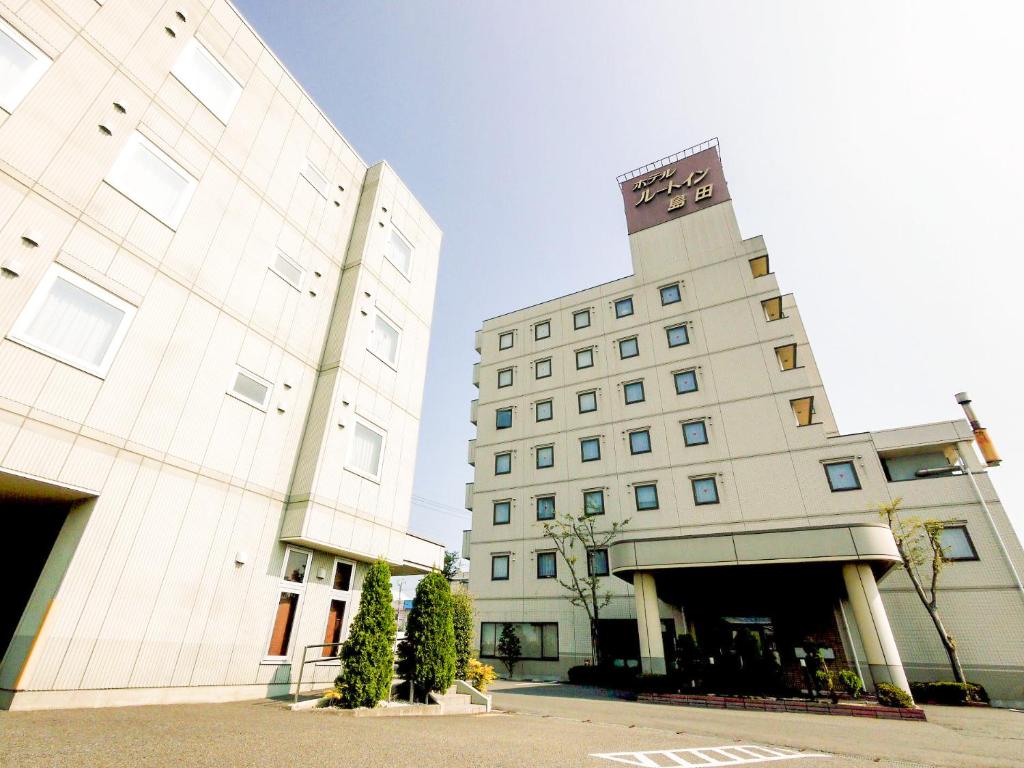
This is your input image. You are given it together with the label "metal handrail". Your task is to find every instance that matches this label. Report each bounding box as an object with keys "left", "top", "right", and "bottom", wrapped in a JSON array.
[
  {"left": 294, "top": 642, "right": 342, "bottom": 704},
  {"left": 616, "top": 137, "right": 720, "bottom": 183}
]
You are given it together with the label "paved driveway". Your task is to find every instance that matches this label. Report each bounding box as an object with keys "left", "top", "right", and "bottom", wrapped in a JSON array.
[{"left": 0, "top": 682, "right": 1020, "bottom": 768}]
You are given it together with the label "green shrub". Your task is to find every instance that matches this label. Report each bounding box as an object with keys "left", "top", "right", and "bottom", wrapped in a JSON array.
[
  {"left": 404, "top": 571, "right": 457, "bottom": 696},
  {"left": 876, "top": 682, "right": 914, "bottom": 708},
  {"left": 451, "top": 591, "right": 474, "bottom": 680},
  {"left": 466, "top": 658, "right": 497, "bottom": 691},
  {"left": 837, "top": 669, "right": 863, "bottom": 699},
  {"left": 335, "top": 559, "right": 396, "bottom": 708},
  {"left": 909, "top": 681, "right": 988, "bottom": 705}
]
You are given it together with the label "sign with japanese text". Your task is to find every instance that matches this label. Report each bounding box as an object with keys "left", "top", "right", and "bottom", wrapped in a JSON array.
[{"left": 619, "top": 147, "right": 730, "bottom": 235}]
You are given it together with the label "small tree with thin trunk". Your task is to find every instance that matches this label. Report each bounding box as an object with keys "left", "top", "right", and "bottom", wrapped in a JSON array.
[
  {"left": 451, "top": 590, "right": 474, "bottom": 680},
  {"left": 442, "top": 550, "right": 460, "bottom": 582},
  {"left": 497, "top": 623, "right": 522, "bottom": 678},
  {"left": 542, "top": 502, "right": 630, "bottom": 666},
  {"left": 879, "top": 498, "right": 966, "bottom": 683},
  {"left": 335, "top": 559, "right": 396, "bottom": 708}
]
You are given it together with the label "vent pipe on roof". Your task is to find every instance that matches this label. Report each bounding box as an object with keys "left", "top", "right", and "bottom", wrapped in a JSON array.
[{"left": 955, "top": 392, "right": 1001, "bottom": 467}]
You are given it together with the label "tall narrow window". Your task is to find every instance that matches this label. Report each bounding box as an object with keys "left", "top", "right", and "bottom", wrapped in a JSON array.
[
  {"left": 791, "top": 396, "right": 815, "bottom": 427},
  {"left": 498, "top": 331, "right": 514, "bottom": 350},
  {"left": 495, "top": 407, "right": 512, "bottom": 429},
  {"left": 369, "top": 312, "right": 401, "bottom": 367},
  {"left": 666, "top": 324, "right": 689, "bottom": 347},
  {"left": 576, "top": 348, "right": 594, "bottom": 369},
  {"left": 578, "top": 390, "right": 597, "bottom": 413},
  {"left": 535, "top": 320, "right": 551, "bottom": 340},
  {"left": 634, "top": 483, "right": 659, "bottom": 510},
  {"left": 674, "top": 369, "right": 698, "bottom": 394},
  {"left": 619, "top": 337, "right": 639, "bottom": 359},
  {"left": 536, "top": 552, "right": 557, "bottom": 579},
  {"left": 498, "top": 368, "right": 513, "bottom": 388},
  {"left": 762, "top": 296, "right": 784, "bottom": 321},
  {"left": 106, "top": 132, "right": 196, "bottom": 228},
  {"left": 171, "top": 37, "right": 242, "bottom": 122},
  {"left": 614, "top": 297, "right": 634, "bottom": 318},
  {"left": 9, "top": 265, "right": 135, "bottom": 377},
  {"left": 583, "top": 490, "right": 604, "bottom": 515},
  {"left": 323, "top": 558, "right": 354, "bottom": 656},
  {"left": 660, "top": 284, "right": 681, "bottom": 305},
  {"left": 491, "top": 554, "right": 510, "bottom": 580},
  {"left": 347, "top": 420, "right": 385, "bottom": 480},
  {"left": 588, "top": 549, "right": 610, "bottom": 577},
  {"left": 0, "top": 17, "right": 50, "bottom": 113},
  {"left": 775, "top": 343, "right": 797, "bottom": 371},
  {"left": 267, "top": 547, "right": 310, "bottom": 658},
  {"left": 573, "top": 309, "right": 591, "bottom": 329},
  {"left": 536, "top": 495, "right": 555, "bottom": 520},
  {"left": 535, "top": 399, "right": 553, "bottom": 421},
  {"left": 229, "top": 366, "right": 272, "bottom": 410},
  {"left": 387, "top": 227, "right": 414, "bottom": 276},
  {"left": 580, "top": 437, "right": 601, "bottom": 462},
  {"left": 629, "top": 429, "right": 652, "bottom": 455},
  {"left": 624, "top": 380, "right": 645, "bottom": 404},
  {"left": 495, "top": 452, "right": 512, "bottom": 475},
  {"left": 682, "top": 420, "right": 708, "bottom": 446},
  {"left": 535, "top": 358, "right": 552, "bottom": 379}
]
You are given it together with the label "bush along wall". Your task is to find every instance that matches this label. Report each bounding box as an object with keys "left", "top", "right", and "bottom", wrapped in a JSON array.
[
  {"left": 403, "top": 571, "right": 457, "bottom": 700},
  {"left": 909, "top": 681, "right": 989, "bottom": 706}
]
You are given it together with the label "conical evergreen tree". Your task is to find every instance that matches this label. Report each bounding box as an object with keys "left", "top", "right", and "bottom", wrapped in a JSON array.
[
  {"left": 336, "top": 559, "right": 396, "bottom": 708},
  {"left": 404, "top": 571, "right": 457, "bottom": 696},
  {"left": 451, "top": 590, "right": 474, "bottom": 680}
]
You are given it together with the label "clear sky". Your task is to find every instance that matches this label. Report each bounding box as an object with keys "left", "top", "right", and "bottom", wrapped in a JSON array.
[{"left": 233, "top": 1, "right": 1024, "bottom": 553}]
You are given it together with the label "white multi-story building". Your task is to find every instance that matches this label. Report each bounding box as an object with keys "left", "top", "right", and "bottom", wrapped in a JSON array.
[
  {"left": 466, "top": 140, "right": 1024, "bottom": 706},
  {"left": 0, "top": 0, "right": 442, "bottom": 710}
]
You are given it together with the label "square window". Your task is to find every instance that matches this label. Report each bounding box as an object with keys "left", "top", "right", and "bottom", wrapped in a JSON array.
[
  {"left": 493, "top": 500, "right": 511, "bottom": 525},
  {"left": 496, "top": 407, "right": 512, "bottom": 430},
  {"left": 578, "top": 391, "right": 597, "bottom": 413},
  {"left": 535, "top": 358, "right": 552, "bottom": 379},
  {"left": 692, "top": 477, "right": 719, "bottom": 505},
  {"left": 749, "top": 254, "right": 770, "bottom": 278},
  {"left": 387, "top": 227, "right": 413, "bottom": 276},
  {"left": 629, "top": 429, "right": 651, "bottom": 454},
  {"left": 660, "top": 284, "right": 681, "bottom": 305},
  {"left": 537, "top": 551, "right": 557, "bottom": 579},
  {"left": 495, "top": 452, "right": 512, "bottom": 475},
  {"left": 588, "top": 549, "right": 610, "bottom": 577},
  {"left": 580, "top": 437, "right": 601, "bottom": 462},
  {"left": 573, "top": 309, "right": 591, "bottom": 329},
  {"left": 535, "top": 399, "right": 553, "bottom": 422},
  {"left": 536, "top": 495, "right": 556, "bottom": 521},
  {"left": 499, "top": 331, "right": 514, "bottom": 350},
  {"left": 666, "top": 324, "right": 689, "bottom": 347},
  {"left": 683, "top": 420, "right": 708, "bottom": 446},
  {"left": 369, "top": 312, "right": 401, "bottom": 367},
  {"left": 282, "top": 548, "right": 310, "bottom": 583},
  {"left": 619, "top": 337, "right": 639, "bottom": 359},
  {"left": 171, "top": 38, "right": 242, "bottom": 123},
  {"left": 624, "top": 381, "right": 645, "bottom": 404},
  {"left": 675, "top": 370, "right": 698, "bottom": 394},
  {"left": 8, "top": 265, "right": 135, "bottom": 377},
  {"left": 614, "top": 297, "right": 634, "bottom": 318},
  {"left": 635, "top": 484, "right": 659, "bottom": 510},
  {"left": 824, "top": 461, "right": 861, "bottom": 491},
  {"left": 535, "top": 321, "right": 551, "bottom": 340},
  {"left": 536, "top": 445, "right": 554, "bottom": 469},
  {"left": 498, "top": 368, "right": 513, "bottom": 388},
  {"left": 491, "top": 555, "right": 510, "bottom": 580},
  {"left": 106, "top": 132, "right": 197, "bottom": 229},
  {"left": 0, "top": 18, "right": 51, "bottom": 113},
  {"left": 583, "top": 490, "right": 604, "bottom": 515},
  {"left": 347, "top": 420, "right": 386, "bottom": 480},
  {"left": 939, "top": 526, "right": 978, "bottom": 561},
  {"left": 576, "top": 348, "right": 594, "bottom": 369}
]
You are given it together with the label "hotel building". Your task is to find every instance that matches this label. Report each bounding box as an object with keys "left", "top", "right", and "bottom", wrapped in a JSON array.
[
  {"left": 0, "top": 0, "right": 442, "bottom": 710},
  {"left": 465, "top": 140, "right": 1024, "bottom": 706}
]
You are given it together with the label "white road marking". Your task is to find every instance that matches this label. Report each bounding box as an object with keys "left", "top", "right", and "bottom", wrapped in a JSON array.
[{"left": 591, "top": 744, "right": 830, "bottom": 766}]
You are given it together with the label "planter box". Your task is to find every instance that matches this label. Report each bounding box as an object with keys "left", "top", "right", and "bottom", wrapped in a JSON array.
[{"left": 638, "top": 692, "right": 926, "bottom": 721}]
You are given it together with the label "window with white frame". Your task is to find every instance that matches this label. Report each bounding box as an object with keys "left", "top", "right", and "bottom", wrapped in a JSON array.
[
  {"left": 106, "top": 132, "right": 197, "bottom": 228},
  {"left": 170, "top": 37, "right": 242, "bottom": 122},
  {"left": 8, "top": 264, "right": 135, "bottom": 377},
  {"left": 301, "top": 158, "right": 329, "bottom": 197},
  {"left": 0, "top": 17, "right": 50, "bottom": 113},
  {"left": 228, "top": 366, "right": 272, "bottom": 410},
  {"left": 368, "top": 311, "right": 401, "bottom": 367},
  {"left": 322, "top": 558, "right": 354, "bottom": 656},
  {"left": 387, "top": 227, "right": 413, "bottom": 277},
  {"left": 266, "top": 546, "right": 310, "bottom": 658},
  {"left": 347, "top": 419, "right": 386, "bottom": 480},
  {"left": 269, "top": 250, "right": 304, "bottom": 290}
]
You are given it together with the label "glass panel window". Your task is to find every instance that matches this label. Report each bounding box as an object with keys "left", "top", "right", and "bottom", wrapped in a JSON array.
[
  {"left": 535, "top": 399, "right": 553, "bottom": 421},
  {"left": 583, "top": 490, "right": 604, "bottom": 515},
  {"left": 536, "top": 495, "right": 555, "bottom": 520},
  {"left": 692, "top": 477, "right": 719, "bottom": 505},
  {"left": 762, "top": 296, "right": 784, "bottom": 321},
  {"left": 282, "top": 548, "right": 310, "bottom": 583},
  {"left": 588, "top": 549, "right": 609, "bottom": 577},
  {"left": 825, "top": 461, "right": 861, "bottom": 491},
  {"left": 106, "top": 132, "right": 197, "bottom": 228},
  {"left": 498, "top": 368, "right": 513, "bottom": 388},
  {"left": 347, "top": 421, "right": 385, "bottom": 479},
  {"left": 9, "top": 265, "right": 135, "bottom": 377},
  {"left": 629, "top": 430, "right": 652, "bottom": 454},
  {"left": 535, "top": 320, "right": 550, "bottom": 340},
  {"left": 635, "top": 483, "right": 659, "bottom": 510},
  {"left": 498, "top": 331, "right": 514, "bottom": 350},
  {"left": 491, "top": 555, "right": 510, "bottom": 580},
  {"left": 0, "top": 17, "right": 51, "bottom": 113},
  {"left": 267, "top": 591, "right": 299, "bottom": 657},
  {"left": 792, "top": 396, "right": 814, "bottom": 426},
  {"left": 387, "top": 227, "right": 413, "bottom": 276},
  {"left": 323, "top": 598, "right": 346, "bottom": 656},
  {"left": 537, "top": 551, "right": 556, "bottom": 579},
  {"left": 776, "top": 343, "right": 797, "bottom": 371},
  {"left": 882, "top": 451, "right": 951, "bottom": 482},
  {"left": 496, "top": 407, "right": 512, "bottom": 429},
  {"left": 683, "top": 420, "right": 708, "bottom": 446},
  {"left": 369, "top": 312, "right": 400, "bottom": 367},
  {"left": 578, "top": 390, "right": 597, "bottom": 413},
  {"left": 270, "top": 250, "right": 304, "bottom": 290},
  {"left": 479, "top": 622, "right": 558, "bottom": 660},
  {"left": 301, "top": 158, "right": 329, "bottom": 197},
  {"left": 666, "top": 324, "right": 689, "bottom": 347},
  {"left": 580, "top": 437, "right": 601, "bottom": 462},
  {"left": 229, "top": 367, "right": 272, "bottom": 410},
  {"left": 495, "top": 452, "right": 511, "bottom": 475},
  {"left": 750, "top": 254, "right": 770, "bottom": 278},
  {"left": 624, "top": 381, "right": 645, "bottom": 404},
  {"left": 171, "top": 38, "right": 242, "bottom": 122},
  {"left": 332, "top": 561, "right": 353, "bottom": 591},
  {"left": 541, "top": 624, "right": 558, "bottom": 659},
  {"left": 573, "top": 309, "right": 591, "bottom": 329},
  {"left": 535, "top": 358, "right": 552, "bottom": 379},
  {"left": 939, "top": 526, "right": 978, "bottom": 561},
  {"left": 619, "top": 337, "right": 639, "bottom": 359},
  {"left": 674, "top": 370, "right": 698, "bottom": 394},
  {"left": 493, "top": 500, "right": 511, "bottom": 525},
  {"left": 660, "top": 284, "right": 681, "bottom": 305},
  {"left": 576, "top": 348, "right": 594, "bottom": 369},
  {"left": 614, "top": 297, "right": 633, "bottom": 318},
  {"left": 536, "top": 445, "right": 554, "bottom": 469},
  {"left": 480, "top": 623, "right": 497, "bottom": 657}
]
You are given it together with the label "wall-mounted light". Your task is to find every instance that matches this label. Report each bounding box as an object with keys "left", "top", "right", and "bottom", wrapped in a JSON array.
[
  {"left": 316, "top": 568, "right": 327, "bottom": 581},
  {"left": 234, "top": 550, "right": 249, "bottom": 566},
  {"left": 21, "top": 229, "right": 41, "bottom": 247},
  {"left": 1, "top": 259, "right": 23, "bottom": 277}
]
